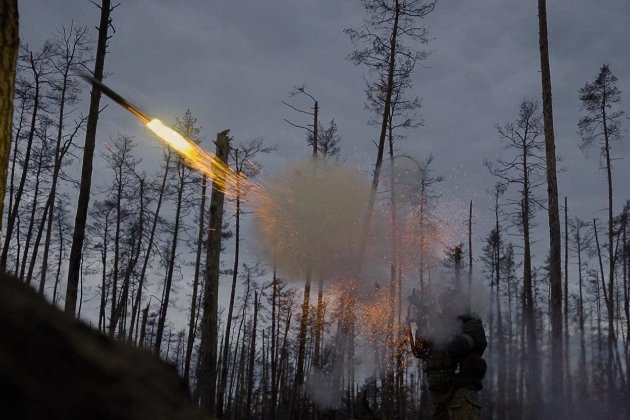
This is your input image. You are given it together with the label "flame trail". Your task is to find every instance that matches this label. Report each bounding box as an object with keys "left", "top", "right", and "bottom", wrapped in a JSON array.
[
  {"left": 144, "top": 117, "right": 250, "bottom": 195},
  {"left": 80, "top": 74, "right": 249, "bottom": 196}
]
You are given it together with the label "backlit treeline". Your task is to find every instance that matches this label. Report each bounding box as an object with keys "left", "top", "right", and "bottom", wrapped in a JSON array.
[{"left": 3, "top": 1, "right": 629, "bottom": 420}]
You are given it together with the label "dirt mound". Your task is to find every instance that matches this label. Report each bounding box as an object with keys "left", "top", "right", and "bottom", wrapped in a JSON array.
[{"left": 0, "top": 275, "right": 208, "bottom": 419}]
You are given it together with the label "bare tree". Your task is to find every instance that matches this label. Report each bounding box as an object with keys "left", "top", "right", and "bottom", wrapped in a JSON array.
[
  {"left": 246, "top": 291, "right": 260, "bottom": 414},
  {"left": 307, "top": 119, "right": 341, "bottom": 159},
  {"left": 2, "top": 42, "right": 53, "bottom": 272},
  {"left": 66, "top": 0, "right": 117, "bottom": 315},
  {"left": 183, "top": 173, "right": 207, "bottom": 382},
  {"left": 569, "top": 215, "right": 592, "bottom": 399},
  {"left": 345, "top": 6, "right": 434, "bottom": 402},
  {"left": 87, "top": 198, "right": 114, "bottom": 333},
  {"left": 98, "top": 135, "right": 141, "bottom": 336},
  {"left": 218, "top": 137, "right": 274, "bottom": 415},
  {"left": 283, "top": 85, "right": 320, "bottom": 408},
  {"left": 283, "top": 85, "right": 319, "bottom": 156},
  {"left": 38, "top": 24, "right": 91, "bottom": 295},
  {"left": 18, "top": 124, "right": 49, "bottom": 282},
  {"left": 154, "top": 110, "right": 201, "bottom": 354},
  {"left": 345, "top": 0, "right": 435, "bottom": 213},
  {"left": 6, "top": 78, "right": 32, "bottom": 262},
  {"left": 128, "top": 149, "right": 172, "bottom": 344},
  {"left": 486, "top": 98, "right": 545, "bottom": 408},
  {"left": 480, "top": 183, "right": 507, "bottom": 418},
  {"left": 578, "top": 66, "right": 624, "bottom": 393},
  {"left": 51, "top": 193, "right": 72, "bottom": 305}
]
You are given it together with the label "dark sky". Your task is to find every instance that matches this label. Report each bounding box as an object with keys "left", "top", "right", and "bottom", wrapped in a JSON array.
[{"left": 18, "top": 0, "right": 630, "bottom": 316}]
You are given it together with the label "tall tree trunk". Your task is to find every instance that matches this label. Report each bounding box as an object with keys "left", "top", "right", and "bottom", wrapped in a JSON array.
[
  {"left": 52, "top": 203, "right": 64, "bottom": 305},
  {"left": 495, "top": 206, "right": 506, "bottom": 419},
  {"left": 39, "top": 48, "right": 81, "bottom": 295},
  {"left": 65, "top": 0, "right": 113, "bottom": 315},
  {"left": 260, "top": 330, "right": 268, "bottom": 417},
  {"left": 563, "top": 196, "right": 571, "bottom": 405},
  {"left": 601, "top": 75, "right": 616, "bottom": 401},
  {"left": 357, "top": 0, "right": 401, "bottom": 282},
  {"left": 270, "top": 268, "right": 279, "bottom": 417},
  {"left": 537, "top": 0, "right": 564, "bottom": 403},
  {"left": 623, "top": 204, "right": 630, "bottom": 391},
  {"left": 384, "top": 118, "right": 398, "bottom": 418},
  {"left": 25, "top": 190, "right": 54, "bottom": 285},
  {"left": 128, "top": 151, "right": 171, "bottom": 344},
  {"left": 418, "top": 182, "right": 426, "bottom": 288},
  {"left": 218, "top": 152, "right": 241, "bottom": 416},
  {"left": 293, "top": 104, "right": 321, "bottom": 413},
  {"left": 19, "top": 147, "right": 43, "bottom": 281},
  {"left": 184, "top": 175, "right": 207, "bottom": 381},
  {"left": 228, "top": 298, "right": 248, "bottom": 415},
  {"left": 0, "top": 0, "right": 18, "bottom": 233},
  {"left": 246, "top": 291, "right": 260, "bottom": 415},
  {"left": 277, "top": 310, "right": 292, "bottom": 413},
  {"left": 198, "top": 130, "right": 230, "bottom": 415},
  {"left": 594, "top": 220, "right": 609, "bottom": 311},
  {"left": 6, "top": 89, "right": 28, "bottom": 251},
  {"left": 341, "top": 5, "right": 403, "bottom": 381},
  {"left": 469, "top": 199, "right": 473, "bottom": 297},
  {"left": 366, "top": 0, "right": 399, "bottom": 218},
  {"left": 108, "top": 159, "right": 123, "bottom": 336},
  {"left": 38, "top": 144, "right": 62, "bottom": 294},
  {"left": 154, "top": 160, "right": 185, "bottom": 353},
  {"left": 120, "top": 181, "right": 145, "bottom": 337},
  {"left": 576, "top": 221, "right": 587, "bottom": 398},
  {"left": 292, "top": 269, "right": 311, "bottom": 415},
  {"left": 313, "top": 277, "right": 324, "bottom": 368},
  {"left": 520, "top": 139, "right": 541, "bottom": 410},
  {"left": 138, "top": 303, "right": 149, "bottom": 348},
  {"left": 98, "top": 212, "right": 110, "bottom": 333}
]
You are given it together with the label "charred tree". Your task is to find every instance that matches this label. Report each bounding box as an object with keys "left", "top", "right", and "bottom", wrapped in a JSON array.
[{"left": 197, "top": 130, "right": 230, "bottom": 415}]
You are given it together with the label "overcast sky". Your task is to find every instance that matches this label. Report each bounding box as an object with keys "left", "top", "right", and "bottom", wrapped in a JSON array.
[{"left": 18, "top": 0, "right": 630, "bottom": 318}]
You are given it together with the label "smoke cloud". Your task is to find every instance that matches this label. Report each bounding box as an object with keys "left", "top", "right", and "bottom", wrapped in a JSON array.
[{"left": 251, "top": 159, "right": 387, "bottom": 284}]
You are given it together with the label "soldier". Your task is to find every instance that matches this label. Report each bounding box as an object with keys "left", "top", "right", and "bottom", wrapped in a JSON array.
[{"left": 407, "top": 287, "right": 487, "bottom": 420}]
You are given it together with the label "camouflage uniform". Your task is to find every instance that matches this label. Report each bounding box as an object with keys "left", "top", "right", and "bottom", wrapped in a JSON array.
[{"left": 413, "top": 314, "right": 487, "bottom": 420}]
